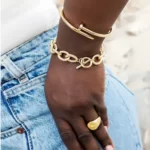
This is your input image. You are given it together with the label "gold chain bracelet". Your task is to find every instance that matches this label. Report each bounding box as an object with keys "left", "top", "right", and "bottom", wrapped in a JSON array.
[
  {"left": 50, "top": 39, "right": 104, "bottom": 69},
  {"left": 60, "top": 9, "right": 112, "bottom": 40}
]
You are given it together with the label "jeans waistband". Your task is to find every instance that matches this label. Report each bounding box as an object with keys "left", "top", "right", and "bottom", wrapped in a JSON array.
[{"left": 1, "top": 26, "right": 58, "bottom": 89}]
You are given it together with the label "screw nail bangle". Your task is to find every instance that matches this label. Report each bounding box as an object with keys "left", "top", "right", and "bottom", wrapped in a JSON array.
[{"left": 60, "top": 9, "right": 112, "bottom": 40}]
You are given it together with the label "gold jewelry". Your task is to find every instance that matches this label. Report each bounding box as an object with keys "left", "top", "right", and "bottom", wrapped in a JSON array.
[
  {"left": 50, "top": 39, "right": 104, "bottom": 69},
  {"left": 60, "top": 9, "right": 112, "bottom": 40},
  {"left": 87, "top": 117, "right": 101, "bottom": 131}
]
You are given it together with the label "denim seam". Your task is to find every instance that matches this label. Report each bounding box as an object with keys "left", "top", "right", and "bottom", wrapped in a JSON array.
[
  {"left": 24, "top": 54, "right": 51, "bottom": 73},
  {"left": 3, "top": 73, "right": 46, "bottom": 98},
  {"left": 110, "top": 78, "right": 142, "bottom": 149},
  {"left": 1, "top": 125, "right": 21, "bottom": 139},
  {"left": 4, "top": 95, "right": 33, "bottom": 150},
  {"left": 1, "top": 125, "right": 20, "bottom": 135}
]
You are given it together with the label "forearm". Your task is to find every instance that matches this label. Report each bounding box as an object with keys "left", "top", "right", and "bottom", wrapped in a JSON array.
[{"left": 56, "top": 0, "right": 129, "bottom": 57}]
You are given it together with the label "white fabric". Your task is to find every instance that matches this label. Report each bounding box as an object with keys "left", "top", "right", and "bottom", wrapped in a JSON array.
[{"left": 1, "top": 0, "right": 59, "bottom": 54}]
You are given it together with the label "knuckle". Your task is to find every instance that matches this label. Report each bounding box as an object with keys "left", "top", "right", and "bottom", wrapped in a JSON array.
[
  {"left": 78, "top": 132, "right": 92, "bottom": 143},
  {"left": 81, "top": 100, "right": 91, "bottom": 108},
  {"left": 60, "top": 131, "right": 75, "bottom": 142}
]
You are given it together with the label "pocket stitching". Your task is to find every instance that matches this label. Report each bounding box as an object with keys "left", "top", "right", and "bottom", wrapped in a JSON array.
[
  {"left": 1, "top": 126, "right": 22, "bottom": 139},
  {"left": 3, "top": 73, "right": 46, "bottom": 98}
]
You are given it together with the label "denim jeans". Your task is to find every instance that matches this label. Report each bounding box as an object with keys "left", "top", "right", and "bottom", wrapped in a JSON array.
[{"left": 1, "top": 26, "right": 143, "bottom": 150}]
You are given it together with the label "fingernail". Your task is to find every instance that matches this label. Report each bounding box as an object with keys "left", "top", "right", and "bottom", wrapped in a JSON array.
[
  {"left": 105, "top": 145, "right": 114, "bottom": 150},
  {"left": 104, "top": 126, "right": 108, "bottom": 131}
]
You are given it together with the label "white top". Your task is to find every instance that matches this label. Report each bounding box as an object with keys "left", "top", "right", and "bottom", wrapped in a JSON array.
[{"left": 1, "top": 0, "right": 60, "bottom": 54}]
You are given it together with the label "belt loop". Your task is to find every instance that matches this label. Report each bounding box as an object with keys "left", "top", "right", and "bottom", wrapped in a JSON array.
[{"left": 1, "top": 55, "right": 29, "bottom": 83}]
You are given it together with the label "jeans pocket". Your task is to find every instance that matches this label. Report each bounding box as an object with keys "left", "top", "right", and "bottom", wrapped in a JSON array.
[{"left": 3, "top": 73, "right": 50, "bottom": 123}]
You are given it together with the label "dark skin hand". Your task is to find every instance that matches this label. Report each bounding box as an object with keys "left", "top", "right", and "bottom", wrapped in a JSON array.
[
  {"left": 45, "top": 0, "right": 129, "bottom": 149},
  {"left": 46, "top": 58, "right": 111, "bottom": 150}
]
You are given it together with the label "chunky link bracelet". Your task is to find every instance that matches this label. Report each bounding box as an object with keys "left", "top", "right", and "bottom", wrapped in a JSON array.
[
  {"left": 60, "top": 9, "right": 112, "bottom": 40},
  {"left": 50, "top": 39, "right": 104, "bottom": 69}
]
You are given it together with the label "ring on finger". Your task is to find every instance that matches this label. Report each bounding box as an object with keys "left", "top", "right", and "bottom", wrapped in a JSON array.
[{"left": 87, "top": 116, "right": 101, "bottom": 131}]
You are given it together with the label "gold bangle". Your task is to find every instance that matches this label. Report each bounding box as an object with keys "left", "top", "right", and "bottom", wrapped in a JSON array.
[
  {"left": 60, "top": 9, "right": 112, "bottom": 40},
  {"left": 50, "top": 39, "right": 104, "bottom": 69}
]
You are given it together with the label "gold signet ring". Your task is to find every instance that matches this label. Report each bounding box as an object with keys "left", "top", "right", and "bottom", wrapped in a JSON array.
[{"left": 87, "top": 117, "right": 101, "bottom": 131}]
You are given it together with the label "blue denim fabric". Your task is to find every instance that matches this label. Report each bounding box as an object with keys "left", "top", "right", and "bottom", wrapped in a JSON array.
[{"left": 1, "top": 26, "right": 143, "bottom": 150}]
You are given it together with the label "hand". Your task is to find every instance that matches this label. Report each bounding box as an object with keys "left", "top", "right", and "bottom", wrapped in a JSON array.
[{"left": 45, "top": 55, "right": 113, "bottom": 150}]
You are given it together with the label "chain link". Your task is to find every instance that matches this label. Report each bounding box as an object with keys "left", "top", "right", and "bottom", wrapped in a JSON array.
[{"left": 50, "top": 39, "right": 104, "bottom": 69}]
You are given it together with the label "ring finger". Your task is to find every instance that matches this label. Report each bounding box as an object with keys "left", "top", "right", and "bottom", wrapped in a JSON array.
[{"left": 84, "top": 108, "right": 114, "bottom": 149}]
